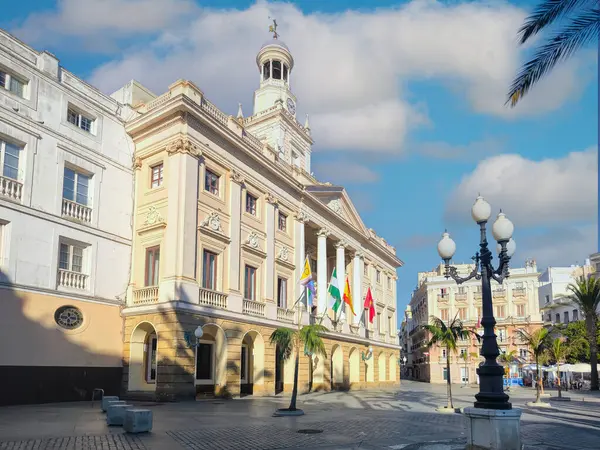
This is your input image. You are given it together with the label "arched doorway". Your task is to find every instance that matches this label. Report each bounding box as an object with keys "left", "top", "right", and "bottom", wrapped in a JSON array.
[
  {"left": 331, "top": 345, "right": 343, "bottom": 389},
  {"left": 195, "top": 324, "right": 227, "bottom": 396},
  {"left": 128, "top": 322, "right": 158, "bottom": 393},
  {"left": 389, "top": 354, "right": 397, "bottom": 382},
  {"left": 348, "top": 348, "right": 360, "bottom": 386},
  {"left": 240, "top": 330, "right": 265, "bottom": 396},
  {"left": 312, "top": 351, "right": 325, "bottom": 391},
  {"left": 378, "top": 352, "right": 387, "bottom": 382}
]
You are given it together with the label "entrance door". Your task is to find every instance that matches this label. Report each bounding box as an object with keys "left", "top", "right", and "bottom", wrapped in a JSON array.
[
  {"left": 275, "top": 345, "right": 284, "bottom": 394},
  {"left": 145, "top": 335, "right": 157, "bottom": 383},
  {"left": 240, "top": 344, "right": 251, "bottom": 396},
  {"left": 461, "top": 367, "right": 468, "bottom": 384}
]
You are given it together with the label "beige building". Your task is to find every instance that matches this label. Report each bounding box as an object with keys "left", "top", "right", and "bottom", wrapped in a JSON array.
[
  {"left": 119, "top": 35, "right": 402, "bottom": 400},
  {"left": 406, "top": 260, "right": 542, "bottom": 384}
]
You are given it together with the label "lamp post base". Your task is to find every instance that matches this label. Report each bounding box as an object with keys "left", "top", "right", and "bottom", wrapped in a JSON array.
[{"left": 464, "top": 407, "right": 522, "bottom": 450}]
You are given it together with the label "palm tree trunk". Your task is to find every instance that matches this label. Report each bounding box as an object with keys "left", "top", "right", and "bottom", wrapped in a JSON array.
[
  {"left": 535, "top": 354, "right": 541, "bottom": 403},
  {"left": 289, "top": 346, "right": 300, "bottom": 411},
  {"left": 587, "top": 316, "right": 599, "bottom": 391},
  {"left": 557, "top": 363, "right": 561, "bottom": 398},
  {"left": 446, "top": 346, "right": 453, "bottom": 409}
]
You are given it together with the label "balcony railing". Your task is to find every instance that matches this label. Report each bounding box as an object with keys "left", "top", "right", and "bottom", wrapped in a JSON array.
[
  {"left": 493, "top": 290, "right": 506, "bottom": 299},
  {"left": 199, "top": 287, "right": 227, "bottom": 309},
  {"left": 455, "top": 293, "right": 468, "bottom": 301},
  {"left": 57, "top": 269, "right": 88, "bottom": 290},
  {"left": 512, "top": 288, "right": 526, "bottom": 297},
  {"left": 437, "top": 294, "right": 449, "bottom": 302},
  {"left": 132, "top": 286, "right": 159, "bottom": 305},
  {"left": 243, "top": 299, "right": 265, "bottom": 317},
  {"left": 0, "top": 175, "right": 22, "bottom": 201},
  {"left": 62, "top": 198, "right": 92, "bottom": 223},
  {"left": 473, "top": 292, "right": 482, "bottom": 301},
  {"left": 277, "top": 307, "right": 295, "bottom": 323}
]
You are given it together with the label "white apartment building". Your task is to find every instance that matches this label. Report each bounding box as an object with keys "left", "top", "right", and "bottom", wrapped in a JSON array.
[
  {"left": 538, "top": 260, "right": 595, "bottom": 326},
  {"left": 406, "top": 259, "right": 542, "bottom": 384},
  {"left": 0, "top": 30, "right": 134, "bottom": 405}
]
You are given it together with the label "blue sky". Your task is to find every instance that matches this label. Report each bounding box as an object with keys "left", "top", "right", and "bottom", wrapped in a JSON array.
[{"left": 3, "top": 0, "right": 597, "bottom": 315}]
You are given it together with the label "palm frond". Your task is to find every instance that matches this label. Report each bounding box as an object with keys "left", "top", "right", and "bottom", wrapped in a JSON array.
[
  {"left": 567, "top": 275, "right": 600, "bottom": 316},
  {"left": 269, "top": 327, "right": 296, "bottom": 361},
  {"left": 518, "top": 0, "right": 594, "bottom": 43},
  {"left": 507, "top": 8, "right": 600, "bottom": 106},
  {"left": 299, "top": 324, "right": 327, "bottom": 357}
]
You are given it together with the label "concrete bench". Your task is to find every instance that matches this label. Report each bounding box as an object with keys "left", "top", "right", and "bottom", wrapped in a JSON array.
[
  {"left": 101, "top": 396, "right": 120, "bottom": 412},
  {"left": 124, "top": 409, "right": 153, "bottom": 433},
  {"left": 106, "top": 404, "right": 133, "bottom": 426}
]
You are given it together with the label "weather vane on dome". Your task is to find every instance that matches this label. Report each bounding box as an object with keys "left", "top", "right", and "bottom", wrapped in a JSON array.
[{"left": 268, "top": 17, "right": 279, "bottom": 39}]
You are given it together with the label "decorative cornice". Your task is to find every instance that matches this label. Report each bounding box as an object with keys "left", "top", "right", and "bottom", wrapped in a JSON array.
[{"left": 166, "top": 138, "right": 202, "bottom": 158}]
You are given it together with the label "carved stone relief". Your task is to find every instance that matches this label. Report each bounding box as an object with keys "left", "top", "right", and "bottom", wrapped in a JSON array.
[
  {"left": 166, "top": 138, "right": 202, "bottom": 158},
  {"left": 199, "top": 211, "right": 223, "bottom": 233},
  {"left": 327, "top": 199, "right": 343, "bottom": 215},
  {"left": 144, "top": 206, "right": 163, "bottom": 226},
  {"left": 246, "top": 232, "right": 259, "bottom": 249},
  {"left": 278, "top": 246, "right": 290, "bottom": 262}
]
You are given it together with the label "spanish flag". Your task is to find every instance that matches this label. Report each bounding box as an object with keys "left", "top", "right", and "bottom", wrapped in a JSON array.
[
  {"left": 343, "top": 277, "right": 356, "bottom": 316},
  {"left": 299, "top": 257, "right": 312, "bottom": 286}
]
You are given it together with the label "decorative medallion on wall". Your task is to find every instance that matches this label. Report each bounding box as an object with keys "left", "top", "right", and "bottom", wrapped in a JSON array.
[
  {"left": 200, "top": 211, "right": 223, "bottom": 233},
  {"left": 327, "top": 199, "right": 343, "bottom": 215},
  {"left": 144, "top": 206, "right": 163, "bottom": 226},
  {"left": 54, "top": 306, "right": 84, "bottom": 330},
  {"left": 246, "top": 232, "right": 260, "bottom": 249},
  {"left": 278, "top": 246, "right": 289, "bottom": 262}
]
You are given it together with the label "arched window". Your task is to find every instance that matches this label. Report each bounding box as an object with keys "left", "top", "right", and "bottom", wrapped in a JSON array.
[
  {"left": 262, "top": 61, "right": 270, "bottom": 80},
  {"left": 272, "top": 60, "right": 282, "bottom": 79},
  {"left": 283, "top": 64, "right": 289, "bottom": 81}
]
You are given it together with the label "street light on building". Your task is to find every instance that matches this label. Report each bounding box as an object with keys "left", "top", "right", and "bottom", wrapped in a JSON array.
[{"left": 436, "top": 195, "right": 516, "bottom": 411}]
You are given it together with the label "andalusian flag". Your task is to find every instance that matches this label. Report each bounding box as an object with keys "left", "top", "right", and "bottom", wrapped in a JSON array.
[
  {"left": 328, "top": 268, "right": 342, "bottom": 312},
  {"left": 299, "top": 257, "right": 312, "bottom": 286},
  {"left": 343, "top": 277, "right": 356, "bottom": 316}
]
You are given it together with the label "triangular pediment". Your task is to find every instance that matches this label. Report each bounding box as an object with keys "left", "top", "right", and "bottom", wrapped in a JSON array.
[{"left": 305, "top": 185, "right": 368, "bottom": 234}]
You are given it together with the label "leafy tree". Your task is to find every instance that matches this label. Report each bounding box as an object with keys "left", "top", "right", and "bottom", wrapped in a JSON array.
[
  {"left": 545, "top": 337, "right": 576, "bottom": 398},
  {"left": 269, "top": 324, "right": 327, "bottom": 411},
  {"left": 567, "top": 276, "right": 600, "bottom": 390},
  {"left": 508, "top": 0, "right": 600, "bottom": 106},
  {"left": 556, "top": 320, "right": 600, "bottom": 363},
  {"left": 422, "top": 316, "right": 480, "bottom": 409},
  {"left": 517, "top": 328, "right": 553, "bottom": 403}
]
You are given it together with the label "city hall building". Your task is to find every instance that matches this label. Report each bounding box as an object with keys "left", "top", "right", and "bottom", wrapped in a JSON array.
[{"left": 0, "top": 28, "right": 402, "bottom": 404}]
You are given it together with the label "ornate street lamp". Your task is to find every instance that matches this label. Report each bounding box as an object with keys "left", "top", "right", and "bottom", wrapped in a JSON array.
[{"left": 437, "top": 195, "right": 516, "bottom": 410}]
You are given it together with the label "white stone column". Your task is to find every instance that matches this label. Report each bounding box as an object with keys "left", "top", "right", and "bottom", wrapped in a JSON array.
[
  {"left": 161, "top": 139, "right": 201, "bottom": 303},
  {"left": 335, "top": 241, "right": 346, "bottom": 322},
  {"left": 265, "top": 195, "right": 277, "bottom": 302},
  {"left": 294, "top": 212, "right": 308, "bottom": 309},
  {"left": 316, "top": 228, "right": 329, "bottom": 316},
  {"left": 228, "top": 170, "right": 244, "bottom": 293},
  {"left": 352, "top": 252, "right": 363, "bottom": 326}
]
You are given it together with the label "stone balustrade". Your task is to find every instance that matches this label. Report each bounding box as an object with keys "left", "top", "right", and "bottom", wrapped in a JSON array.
[
  {"left": 62, "top": 198, "right": 92, "bottom": 223},
  {"left": 0, "top": 175, "right": 22, "bottom": 201},
  {"left": 243, "top": 299, "right": 265, "bottom": 317},
  {"left": 277, "top": 307, "right": 295, "bottom": 323},
  {"left": 198, "top": 287, "right": 227, "bottom": 309},
  {"left": 57, "top": 269, "right": 88, "bottom": 290},
  {"left": 132, "top": 286, "right": 159, "bottom": 305}
]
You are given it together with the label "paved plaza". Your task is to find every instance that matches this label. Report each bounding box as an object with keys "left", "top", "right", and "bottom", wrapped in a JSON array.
[{"left": 0, "top": 381, "right": 599, "bottom": 449}]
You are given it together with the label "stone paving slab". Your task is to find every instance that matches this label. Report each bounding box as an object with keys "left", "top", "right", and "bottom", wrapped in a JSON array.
[{"left": 0, "top": 434, "right": 146, "bottom": 450}]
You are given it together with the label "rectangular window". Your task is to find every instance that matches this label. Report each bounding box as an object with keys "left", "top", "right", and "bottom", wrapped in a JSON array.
[
  {"left": 151, "top": 164, "right": 163, "bottom": 188},
  {"left": 519, "top": 348, "right": 528, "bottom": 359},
  {"left": 244, "top": 265, "right": 257, "bottom": 301},
  {"left": 204, "top": 169, "right": 219, "bottom": 195},
  {"left": 545, "top": 294, "right": 550, "bottom": 304},
  {"left": 277, "top": 277, "right": 287, "bottom": 308},
  {"left": 458, "top": 308, "right": 467, "bottom": 320},
  {"left": 573, "top": 310, "right": 579, "bottom": 321},
  {"left": 387, "top": 276, "right": 392, "bottom": 290},
  {"left": 202, "top": 250, "right": 217, "bottom": 290},
  {"left": 59, "top": 243, "right": 84, "bottom": 273},
  {"left": 277, "top": 211, "right": 287, "bottom": 232},
  {"left": 1, "top": 140, "right": 21, "bottom": 181},
  {"left": 63, "top": 167, "right": 90, "bottom": 206},
  {"left": 0, "top": 70, "right": 25, "bottom": 98},
  {"left": 564, "top": 311, "right": 569, "bottom": 324},
  {"left": 195, "top": 342, "right": 213, "bottom": 380},
  {"left": 376, "top": 270, "right": 381, "bottom": 283},
  {"left": 498, "top": 329, "right": 506, "bottom": 342},
  {"left": 67, "top": 108, "right": 94, "bottom": 133},
  {"left": 458, "top": 286, "right": 466, "bottom": 294},
  {"left": 495, "top": 305, "right": 505, "bottom": 318},
  {"left": 516, "top": 304, "right": 526, "bottom": 317},
  {"left": 460, "top": 348, "right": 466, "bottom": 357},
  {"left": 441, "top": 309, "right": 449, "bottom": 321},
  {"left": 145, "top": 246, "right": 160, "bottom": 286},
  {"left": 443, "top": 367, "right": 448, "bottom": 381},
  {"left": 442, "top": 348, "right": 447, "bottom": 358},
  {"left": 555, "top": 313, "right": 560, "bottom": 323},
  {"left": 245, "top": 192, "right": 257, "bottom": 215},
  {"left": 377, "top": 312, "right": 382, "bottom": 332}
]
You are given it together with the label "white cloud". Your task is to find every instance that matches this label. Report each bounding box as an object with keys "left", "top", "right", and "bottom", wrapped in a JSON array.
[
  {"left": 444, "top": 147, "right": 598, "bottom": 227},
  {"left": 415, "top": 138, "right": 505, "bottom": 161},
  {"left": 14, "top": 1, "right": 589, "bottom": 152},
  {"left": 313, "top": 161, "right": 380, "bottom": 184}
]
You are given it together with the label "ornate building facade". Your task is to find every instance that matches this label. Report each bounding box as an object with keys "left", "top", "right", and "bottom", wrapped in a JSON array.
[
  {"left": 118, "top": 36, "right": 402, "bottom": 400},
  {"left": 405, "top": 260, "right": 542, "bottom": 384}
]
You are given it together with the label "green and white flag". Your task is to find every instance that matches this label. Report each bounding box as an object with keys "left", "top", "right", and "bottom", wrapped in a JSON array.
[{"left": 328, "top": 268, "right": 342, "bottom": 313}]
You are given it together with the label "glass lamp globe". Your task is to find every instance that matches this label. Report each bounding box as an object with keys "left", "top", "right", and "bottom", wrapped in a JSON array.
[
  {"left": 194, "top": 326, "right": 204, "bottom": 339},
  {"left": 437, "top": 231, "right": 456, "bottom": 260},
  {"left": 471, "top": 195, "right": 492, "bottom": 223},
  {"left": 492, "top": 211, "right": 514, "bottom": 242},
  {"left": 496, "top": 238, "right": 517, "bottom": 258}
]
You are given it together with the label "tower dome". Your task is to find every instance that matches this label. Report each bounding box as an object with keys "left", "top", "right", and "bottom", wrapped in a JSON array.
[{"left": 256, "top": 20, "right": 294, "bottom": 86}]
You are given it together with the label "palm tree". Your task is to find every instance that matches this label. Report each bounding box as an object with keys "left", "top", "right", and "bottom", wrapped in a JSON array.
[
  {"left": 422, "top": 315, "right": 480, "bottom": 409},
  {"left": 507, "top": 0, "right": 599, "bottom": 106},
  {"left": 517, "top": 328, "right": 552, "bottom": 403},
  {"left": 567, "top": 275, "right": 600, "bottom": 391},
  {"left": 269, "top": 324, "right": 327, "bottom": 411},
  {"left": 545, "top": 337, "right": 575, "bottom": 398}
]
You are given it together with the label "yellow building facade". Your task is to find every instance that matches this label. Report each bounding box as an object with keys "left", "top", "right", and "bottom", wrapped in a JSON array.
[{"left": 120, "top": 37, "right": 403, "bottom": 400}]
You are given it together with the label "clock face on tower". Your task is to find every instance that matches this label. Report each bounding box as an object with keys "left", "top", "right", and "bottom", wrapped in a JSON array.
[{"left": 286, "top": 98, "right": 296, "bottom": 115}]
